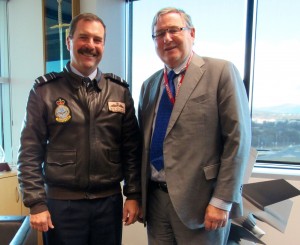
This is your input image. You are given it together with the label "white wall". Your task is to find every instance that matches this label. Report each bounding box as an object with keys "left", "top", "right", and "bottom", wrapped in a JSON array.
[
  {"left": 80, "top": 0, "right": 126, "bottom": 78},
  {"left": 7, "top": 0, "right": 300, "bottom": 244}
]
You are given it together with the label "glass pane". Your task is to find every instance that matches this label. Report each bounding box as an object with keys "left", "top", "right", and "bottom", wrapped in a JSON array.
[
  {"left": 0, "top": 1, "right": 12, "bottom": 163},
  {"left": 251, "top": 0, "right": 300, "bottom": 164},
  {"left": 132, "top": 0, "right": 246, "bottom": 109}
]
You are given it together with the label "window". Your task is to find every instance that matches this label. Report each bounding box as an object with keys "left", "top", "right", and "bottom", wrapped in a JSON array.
[
  {"left": 0, "top": 0, "right": 12, "bottom": 164},
  {"left": 130, "top": 0, "right": 300, "bottom": 167},
  {"left": 251, "top": 0, "right": 300, "bottom": 165}
]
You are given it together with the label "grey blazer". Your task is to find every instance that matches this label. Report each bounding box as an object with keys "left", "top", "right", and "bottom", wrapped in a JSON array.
[{"left": 138, "top": 54, "right": 251, "bottom": 229}]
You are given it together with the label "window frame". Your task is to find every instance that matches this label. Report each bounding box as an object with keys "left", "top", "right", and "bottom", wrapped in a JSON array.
[{"left": 0, "top": 0, "right": 12, "bottom": 164}]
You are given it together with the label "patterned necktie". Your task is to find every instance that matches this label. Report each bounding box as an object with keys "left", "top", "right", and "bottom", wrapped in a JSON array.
[
  {"left": 82, "top": 77, "right": 92, "bottom": 89},
  {"left": 150, "top": 70, "right": 177, "bottom": 171}
]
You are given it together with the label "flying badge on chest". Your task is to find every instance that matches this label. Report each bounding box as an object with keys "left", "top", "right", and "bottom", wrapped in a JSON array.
[
  {"left": 55, "top": 98, "right": 71, "bottom": 123},
  {"left": 108, "top": 102, "right": 126, "bottom": 114}
]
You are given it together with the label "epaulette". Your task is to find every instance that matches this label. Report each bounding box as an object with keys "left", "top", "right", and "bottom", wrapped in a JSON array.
[
  {"left": 104, "top": 73, "right": 129, "bottom": 88},
  {"left": 34, "top": 72, "right": 60, "bottom": 87}
]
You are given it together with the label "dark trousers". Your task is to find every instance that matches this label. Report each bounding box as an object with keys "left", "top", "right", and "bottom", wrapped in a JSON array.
[
  {"left": 147, "top": 188, "right": 231, "bottom": 245},
  {"left": 43, "top": 194, "right": 123, "bottom": 245}
]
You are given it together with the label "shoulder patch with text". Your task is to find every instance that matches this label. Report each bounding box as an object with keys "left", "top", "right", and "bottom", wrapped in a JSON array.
[{"left": 108, "top": 102, "right": 126, "bottom": 114}]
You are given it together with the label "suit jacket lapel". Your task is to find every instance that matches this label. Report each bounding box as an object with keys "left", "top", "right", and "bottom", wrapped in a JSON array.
[{"left": 166, "top": 55, "right": 206, "bottom": 135}]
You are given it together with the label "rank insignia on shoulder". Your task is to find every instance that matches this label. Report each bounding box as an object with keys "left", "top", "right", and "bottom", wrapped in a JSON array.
[
  {"left": 108, "top": 101, "right": 126, "bottom": 114},
  {"left": 34, "top": 72, "right": 60, "bottom": 87},
  {"left": 54, "top": 98, "right": 72, "bottom": 123},
  {"left": 104, "top": 73, "right": 129, "bottom": 88}
]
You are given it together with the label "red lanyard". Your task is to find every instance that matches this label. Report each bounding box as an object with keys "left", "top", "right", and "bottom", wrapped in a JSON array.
[{"left": 163, "top": 53, "right": 193, "bottom": 104}]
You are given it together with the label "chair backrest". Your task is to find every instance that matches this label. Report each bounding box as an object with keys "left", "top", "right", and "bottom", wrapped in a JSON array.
[
  {"left": 10, "top": 216, "right": 37, "bottom": 245},
  {"left": 0, "top": 216, "right": 25, "bottom": 245}
]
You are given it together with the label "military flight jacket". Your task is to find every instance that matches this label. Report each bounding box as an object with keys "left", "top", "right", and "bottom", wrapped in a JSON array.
[{"left": 18, "top": 63, "right": 141, "bottom": 214}]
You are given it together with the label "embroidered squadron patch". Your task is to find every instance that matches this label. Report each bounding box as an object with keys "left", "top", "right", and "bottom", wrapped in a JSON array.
[
  {"left": 55, "top": 98, "right": 71, "bottom": 123},
  {"left": 108, "top": 102, "right": 126, "bottom": 114}
]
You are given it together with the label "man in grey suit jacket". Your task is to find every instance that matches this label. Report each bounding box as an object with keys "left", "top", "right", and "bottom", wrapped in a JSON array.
[{"left": 138, "top": 7, "right": 251, "bottom": 245}]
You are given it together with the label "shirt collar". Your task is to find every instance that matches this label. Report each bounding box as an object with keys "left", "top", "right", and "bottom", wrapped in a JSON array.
[
  {"left": 69, "top": 64, "right": 98, "bottom": 80},
  {"left": 165, "top": 51, "right": 193, "bottom": 75}
]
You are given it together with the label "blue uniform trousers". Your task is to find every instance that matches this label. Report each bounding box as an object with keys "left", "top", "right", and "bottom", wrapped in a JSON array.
[{"left": 43, "top": 194, "right": 123, "bottom": 245}]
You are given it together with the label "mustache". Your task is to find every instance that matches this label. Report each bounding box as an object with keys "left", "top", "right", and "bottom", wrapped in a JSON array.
[{"left": 78, "top": 47, "right": 99, "bottom": 56}]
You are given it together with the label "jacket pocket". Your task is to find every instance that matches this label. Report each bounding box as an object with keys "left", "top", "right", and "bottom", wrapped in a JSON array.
[
  {"left": 44, "top": 149, "right": 77, "bottom": 185},
  {"left": 203, "top": 163, "right": 220, "bottom": 180},
  {"left": 47, "top": 149, "right": 76, "bottom": 166}
]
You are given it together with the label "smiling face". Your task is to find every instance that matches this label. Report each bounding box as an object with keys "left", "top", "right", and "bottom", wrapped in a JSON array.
[
  {"left": 66, "top": 19, "right": 105, "bottom": 76},
  {"left": 153, "top": 12, "right": 195, "bottom": 69}
]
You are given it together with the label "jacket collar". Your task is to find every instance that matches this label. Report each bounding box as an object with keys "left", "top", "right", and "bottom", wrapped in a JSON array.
[{"left": 64, "top": 62, "right": 102, "bottom": 91}]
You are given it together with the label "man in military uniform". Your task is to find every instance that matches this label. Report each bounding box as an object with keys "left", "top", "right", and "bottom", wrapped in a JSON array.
[{"left": 18, "top": 13, "right": 141, "bottom": 245}]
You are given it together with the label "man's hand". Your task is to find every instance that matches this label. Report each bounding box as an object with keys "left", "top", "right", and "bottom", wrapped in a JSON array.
[
  {"left": 122, "top": 199, "right": 140, "bottom": 226},
  {"left": 30, "top": 210, "right": 54, "bottom": 232},
  {"left": 204, "top": 204, "right": 229, "bottom": 231}
]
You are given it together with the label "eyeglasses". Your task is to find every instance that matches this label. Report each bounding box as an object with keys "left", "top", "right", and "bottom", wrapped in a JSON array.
[{"left": 152, "top": 27, "right": 190, "bottom": 39}]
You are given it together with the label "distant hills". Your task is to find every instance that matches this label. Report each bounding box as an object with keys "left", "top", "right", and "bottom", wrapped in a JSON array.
[{"left": 253, "top": 104, "right": 300, "bottom": 121}]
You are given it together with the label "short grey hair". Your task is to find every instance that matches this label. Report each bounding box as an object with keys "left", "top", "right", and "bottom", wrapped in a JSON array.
[{"left": 151, "top": 7, "right": 194, "bottom": 34}]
